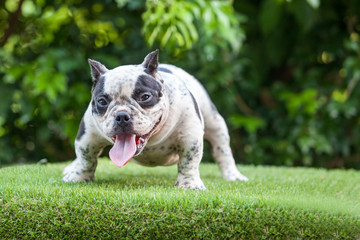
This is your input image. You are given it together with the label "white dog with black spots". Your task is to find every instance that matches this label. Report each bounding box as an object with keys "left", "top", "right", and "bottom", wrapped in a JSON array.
[{"left": 63, "top": 50, "right": 248, "bottom": 189}]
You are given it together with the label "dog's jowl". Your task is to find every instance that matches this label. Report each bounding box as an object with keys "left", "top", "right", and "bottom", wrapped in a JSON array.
[{"left": 63, "top": 50, "right": 248, "bottom": 189}]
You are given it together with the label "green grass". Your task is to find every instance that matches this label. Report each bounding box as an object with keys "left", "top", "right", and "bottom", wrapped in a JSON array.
[{"left": 1, "top": 159, "right": 360, "bottom": 239}]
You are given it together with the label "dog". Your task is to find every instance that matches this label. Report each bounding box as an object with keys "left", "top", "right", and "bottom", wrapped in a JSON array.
[{"left": 62, "top": 50, "right": 248, "bottom": 189}]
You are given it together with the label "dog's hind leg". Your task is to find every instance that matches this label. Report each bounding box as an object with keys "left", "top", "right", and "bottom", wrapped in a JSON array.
[{"left": 203, "top": 105, "right": 248, "bottom": 182}]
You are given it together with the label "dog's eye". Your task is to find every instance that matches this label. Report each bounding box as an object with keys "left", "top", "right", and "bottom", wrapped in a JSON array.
[
  {"left": 97, "top": 98, "right": 108, "bottom": 106},
  {"left": 139, "top": 93, "right": 152, "bottom": 102}
]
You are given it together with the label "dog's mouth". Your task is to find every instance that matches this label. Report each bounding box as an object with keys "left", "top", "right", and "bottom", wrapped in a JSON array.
[{"left": 109, "top": 116, "right": 162, "bottom": 168}]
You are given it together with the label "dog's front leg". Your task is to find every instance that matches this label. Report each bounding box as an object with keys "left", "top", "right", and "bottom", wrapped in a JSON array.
[
  {"left": 63, "top": 113, "right": 108, "bottom": 182},
  {"left": 62, "top": 142, "right": 100, "bottom": 182},
  {"left": 174, "top": 137, "right": 206, "bottom": 190}
]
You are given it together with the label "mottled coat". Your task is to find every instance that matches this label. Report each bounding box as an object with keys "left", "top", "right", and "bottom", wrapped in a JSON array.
[{"left": 63, "top": 50, "right": 248, "bottom": 189}]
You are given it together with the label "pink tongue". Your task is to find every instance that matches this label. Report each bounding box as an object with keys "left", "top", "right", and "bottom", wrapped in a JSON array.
[{"left": 109, "top": 133, "right": 136, "bottom": 168}]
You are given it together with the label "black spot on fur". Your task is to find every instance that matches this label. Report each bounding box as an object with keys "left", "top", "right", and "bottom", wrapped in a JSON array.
[
  {"left": 92, "top": 76, "right": 111, "bottom": 116},
  {"left": 189, "top": 92, "right": 202, "bottom": 121},
  {"left": 76, "top": 118, "right": 86, "bottom": 140},
  {"left": 159, "top": 67, "right": 172, "bottom": 74},
  {"left": 132, "top": 75, "right": 162, "bottom": 109},
  {"left": 92, "top": 75, "right": 105, "bottom": 95}
]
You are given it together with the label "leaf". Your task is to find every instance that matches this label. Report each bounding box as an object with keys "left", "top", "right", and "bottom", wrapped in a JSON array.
[
  {"left": 306, "top": 0, "right": 320, "bottom": 9},
  {"left": 280, "top": 89, "right": 318, "bottom": 116},
  {"left": 230, "top": 115, "right": 266, "bottom": 133},
  {"left": 202, "top": 7, "right": 213, "bottom": 25},
  {"left": 212, "top": 4, "right": 230, "bottom": 29},
  {"left": 160, "top": 26, "right": 174, "bottom": 47},
  {"left": 174, "top": 32, "right": 185, "bottom": 47},
  {"left": 176, "top": 21, "right": 192, "bottom": 49},
  {"left": 332, "top": 90, "right": 348, "bottom": 103},
  {"left": 22, "top": 0, "right": 38, "bottom": 17},
  {"left": 298, "top": 136, "right": 314, "bottom": 154},
  {"left": 185, "top": 19, "right": 199, "bottom": 42},
  {"left": 148, "top": 26, "right": 161, "bottom": 47}
]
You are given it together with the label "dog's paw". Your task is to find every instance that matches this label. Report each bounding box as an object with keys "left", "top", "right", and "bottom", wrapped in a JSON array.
[
  {"left": 62, "top": 171, "right": 94, "bottom": 183},
  {"left": 62, "top": 160, "right": 95, "bottom": 183},
  {"left": 62, "top": 161, "right": 76, "bottom": 175},
  {"left": 223, "top": 169, "right": 249, "bottom": 182},
  {"left": 174, "top": 175, "right": 206, "bottom": 190}
]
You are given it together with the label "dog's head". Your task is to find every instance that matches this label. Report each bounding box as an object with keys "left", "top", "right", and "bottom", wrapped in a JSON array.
[{"left": 88, "top": 50, "right": 167, "bottom": 167}]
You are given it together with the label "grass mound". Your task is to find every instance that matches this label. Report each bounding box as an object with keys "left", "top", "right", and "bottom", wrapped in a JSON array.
[{"left": 1, "top": 159, "right": 359, "bottom": 239}]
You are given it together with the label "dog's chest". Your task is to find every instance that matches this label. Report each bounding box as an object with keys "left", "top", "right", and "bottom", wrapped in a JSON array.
[{"left": 132, "top": 138, "right": 181, "bottom": 166}]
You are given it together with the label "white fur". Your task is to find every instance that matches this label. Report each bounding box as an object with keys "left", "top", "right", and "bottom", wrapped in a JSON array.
[{"left": 63, "top": 56, "right": 248, "bottom": 189}]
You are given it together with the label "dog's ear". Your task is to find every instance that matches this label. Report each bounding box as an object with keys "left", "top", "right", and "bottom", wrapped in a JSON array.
[
  {"left": 142, "top": 49, "right": 159, "bottom": 76},
  {"left": 88, "top": 59, "right": 108, "bottom": 82}
]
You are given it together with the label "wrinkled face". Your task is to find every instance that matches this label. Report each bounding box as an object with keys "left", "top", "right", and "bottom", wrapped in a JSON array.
[
  {"left": 88, "top": 51, "right": 167, "bottom": 168},
  {"left": 91, "top": 66, "right": 163, "bottom": 129},
  {"left": 92, "top": 64, "right": 165, "bottom": 148},
  {"left": 88, "top": 50, "right": 166, "bottom": 168}
]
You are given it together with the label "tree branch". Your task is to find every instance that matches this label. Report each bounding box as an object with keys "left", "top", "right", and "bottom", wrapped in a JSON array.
[{"left": 0, "top": 0, "right": 25, "bottom": 46}]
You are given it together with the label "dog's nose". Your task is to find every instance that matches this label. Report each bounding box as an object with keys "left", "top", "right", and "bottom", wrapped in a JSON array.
[{"left": 115, "top": 112, "right": 131, "bottom": 124}]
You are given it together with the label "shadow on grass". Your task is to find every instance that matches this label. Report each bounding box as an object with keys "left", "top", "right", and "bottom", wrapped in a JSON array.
[{"left": 92, "top": 173, "right": 176, "bottom": 190}]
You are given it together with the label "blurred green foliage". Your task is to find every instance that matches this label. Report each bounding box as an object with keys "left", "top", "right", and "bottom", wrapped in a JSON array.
[{"left": 0, "top": 0, "right": 360, "bottom": 169}]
